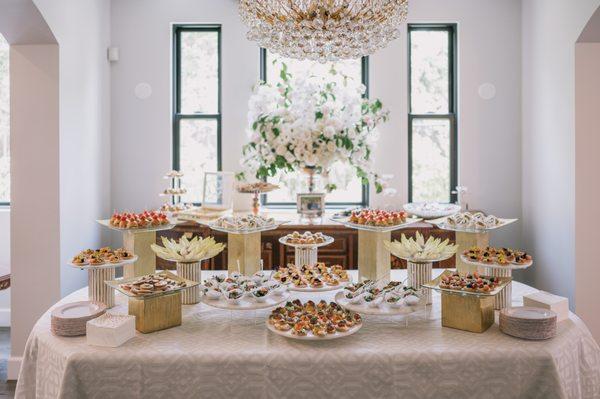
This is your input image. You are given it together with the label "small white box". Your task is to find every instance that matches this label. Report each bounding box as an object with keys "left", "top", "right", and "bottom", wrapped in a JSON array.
[
  {"left": 523, "top": 291, "right": 569, "bottom": 322},
  {"left": 86, "top": 314, "right": 136, "bottom": 347}
]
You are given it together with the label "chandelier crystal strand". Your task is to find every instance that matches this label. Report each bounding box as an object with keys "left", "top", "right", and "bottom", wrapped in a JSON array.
[{"left": 239, "top": 0, "right": 408, "bottom": 62}]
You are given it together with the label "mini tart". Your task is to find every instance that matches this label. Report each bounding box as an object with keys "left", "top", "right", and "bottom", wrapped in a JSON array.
[{"left": 72, "top": 256, "right": 88, "bottom": 265}]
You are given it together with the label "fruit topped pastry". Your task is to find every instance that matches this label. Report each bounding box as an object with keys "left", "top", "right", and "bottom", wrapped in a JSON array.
[
  {"left": 109, "top": 210, "right": 169, "bottom": 229},
  {"left": 348, "top": 209, "right": 407, "bottom": 226}
]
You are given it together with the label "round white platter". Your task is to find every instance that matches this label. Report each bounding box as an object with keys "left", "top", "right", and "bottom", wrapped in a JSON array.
[
  {"left": 200, "top": 292, "right": 290, "bottom": 311},
  {"left": 96, "top": 219, "right": 176, "bottom": 233},
  {"left": 67, "top": 255, "right": 138, "bottom": 270},
  {"left": 266, "top": 318, "right": 362, "bottom": 341},
  {"left": 278, "top": 235, "right": 334, "bottom": 249},
  {"left": 403, "top": 203, "right": 461, "bottom": 219},
  {"left": 333, "top": 217, "right": 423, "bottom": 233},
  {"left": 459, "top": 254, "right": 533, "bottom": 270},
  {"left": 335, "top": 291, "right": 424, "bottom": 316}
]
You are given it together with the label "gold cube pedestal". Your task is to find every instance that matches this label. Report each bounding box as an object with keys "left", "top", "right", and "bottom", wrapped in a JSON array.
[
  {"left": 128, "top": 292, "right": 182, "bottom": 334},
  {"left": 123, "top": 230, "right": 157, "bottom": 278},
  {"left": 455, "top": 231, "right": 489, "bottom": 274},
  {"left": 227, "top": 232, "right": 261, "bottom": 276},
  {"left": 358, "top": 230, "right": 391, "bottom": 282},
  {"left": 441, "top": 292, "right": 495, "bottom": 333}
]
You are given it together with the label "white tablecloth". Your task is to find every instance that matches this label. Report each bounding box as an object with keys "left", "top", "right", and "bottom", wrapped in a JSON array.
[{"left": 15, "top": 270, "right": 600, "bottom": 399}]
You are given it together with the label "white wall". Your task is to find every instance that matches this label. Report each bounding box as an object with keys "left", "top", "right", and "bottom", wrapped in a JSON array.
[
  {"left": 521, "top": 0, "right": 600, "bottom": 308},
  {"left": 110, "top": 0, "right": 523, "bottom": 248},
  {"left": 575, "top": 42, "right": 600, "bottom": 342},
  {"left": 33, "top": 0, "right": 112, "bottom": 297}
]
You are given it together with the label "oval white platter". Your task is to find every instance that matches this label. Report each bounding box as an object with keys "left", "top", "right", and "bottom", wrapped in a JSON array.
[
  {"left": 459, "top": 255, "right": 533, "bottom": 270},
  {"left": 96, "top": 219, "right": 176, "bottom": 233},
  {"left": 432, "top": 218, "right": 518, "bottom": 233},
  {"left": 403, "top": 203, "right": 461, "bottom": 219},
  {"left": 206, "top": 221, "right": 288, "bottom": 235},
  {"left": 392, "top": 252, "right": 456, "bottom": 264},
  {"left": 285, "top": 277, "right": 352, "bottom": 293},
  {"left": 200, "top": 292, "right": 290, "bottom": 311},
  {"left": 278, "top": 235, "right": 334, "bottom": 249},
  {"left": 333, "top": 217, "right": 423, "bottom": 233},
  {"left": 334, "top": 291, "right": 424, "bottom": 316},
  {"left": 266, "top": 318, "right": 362, "bottom": 341},
  {"left": 67, "top": 255, "right": 138, "bottom": 270}
]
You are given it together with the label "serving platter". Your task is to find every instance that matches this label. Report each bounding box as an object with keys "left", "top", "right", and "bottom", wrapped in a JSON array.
[
  {"left": 459, "top": 254, "right": 533, "bottom": 270},
  {"left": 392, "top": 252, "right": 456, "bottom": 264},
  {"left": 287, "top": 280, "right": 350, "bottom": 293},
  {"left": 205, "top": 221, "right": 289, "bottom": 235},
  {"left": 96, "top": 219, "right": 176, "bottom": 233},
  {"left": 422, "top": 269, "right": 512, "bottom": 297},
  {"left": 67, "top": 255, "right": 138, "bottom": 270},
  {"left": 335, "top": 291, "right": 425, "bottom": 316},
  {"left": 431, "top": 218, "right": 518, "bottom": 233},
  {"left": 200, "top": 292, "right": 290, "bottom": 311},
  {"left": 106, "top": 271, "right": 199, "bottom": 300},
  {"left": 278, "top": 235, "right": 334, "bottom": 249},
  {"left": 333, "top": 216, "right": 423, "bottom": 233},
  {"left": 266, "top": 318, "right": 362, "bottom": 341},
  {"left": 403, "top": 202, "right": 461, "bottom": 219}
]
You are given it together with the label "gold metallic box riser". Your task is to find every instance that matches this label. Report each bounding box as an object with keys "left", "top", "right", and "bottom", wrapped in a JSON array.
[
  {"left": 441, "top": 292, "right": 495, "bottom": 333},
  {"left": 128, "top": 292, "right": 182, "bottom": 334},
  {"left": 227, "top": 232, "right": 262, "bottom": 276},
  {"left": 358, "top": 230, "right": 391, "bottom": 282},
  {"left": 123, "top": 231, "right": 157, "bottom": 278}
]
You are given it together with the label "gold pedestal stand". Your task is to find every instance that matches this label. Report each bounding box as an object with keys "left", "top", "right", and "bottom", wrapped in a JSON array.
[
  {"left": 123, "top": 230, "right": 157, "bottom": 278},
  {"left": 455, "top": 231, "right": 489, "bottom": 274},
  {"left": 227, "top": 232, "right": 262, "bottom": 276},
  {"left": 358, "top": 230, "right": 392, "bottom": 282}
]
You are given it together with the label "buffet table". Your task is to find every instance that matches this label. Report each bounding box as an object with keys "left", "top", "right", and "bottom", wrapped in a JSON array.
[{"left": 16, "top": 270, "right": 600, "bottom": 399}]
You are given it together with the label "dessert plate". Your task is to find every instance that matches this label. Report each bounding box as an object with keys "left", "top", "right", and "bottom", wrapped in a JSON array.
[
  {"left": 333, "top": 217, "right": 422, "bottom": 233},
  {"left": 278, "top": 235, "right": 334, "bottom": 249},
  {"left": 67, "top": 255, "right": 138, "bottom": 270},
  {"left": 459, "top": 255, "right": 533, "bottom": 270},
  {"left": 403, "top": 203, "right": 461, "bottom": 219},
  {"left": 97, "top": 219, "right": 175, "bottom": 233}
]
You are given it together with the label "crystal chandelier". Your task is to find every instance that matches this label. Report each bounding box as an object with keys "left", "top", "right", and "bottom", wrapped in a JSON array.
[{"left": 239, "top": 0, "right": 409, "bottom": 62}]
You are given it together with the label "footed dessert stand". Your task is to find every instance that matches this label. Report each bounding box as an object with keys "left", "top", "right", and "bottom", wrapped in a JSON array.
[
  {"left": 432, "top": 217, "right": 518, "bottom": 274},
  {"left": 68, "top": 256, "right": 138, "bottom": 308},
  {"left": 97, "top": 220, "right": 175, "bottom": 278},
  {"left": 278, "top": 235, "right": 334, "bottom": 266},
  {"left": 460, "top": 255, "right": 533, "bottom": 310},
  {"left": 334, "top": 218, "right": 422, "bottom": 282}
]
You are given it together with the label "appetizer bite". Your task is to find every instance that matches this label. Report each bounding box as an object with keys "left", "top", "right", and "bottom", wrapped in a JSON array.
[
  {"left": 71, "top": 247, "right": 135, "bottom": 266},
  {"left": 463, "top": 246, "right": 533, "bottom": 266}
]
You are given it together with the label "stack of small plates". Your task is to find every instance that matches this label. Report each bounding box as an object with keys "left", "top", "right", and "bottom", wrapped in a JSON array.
[
  {"left": 51, "top": 301, "right": 107, "bottom": 337},
  {"left": 499, "top": 306, "right": 557, "bottom": 340}
]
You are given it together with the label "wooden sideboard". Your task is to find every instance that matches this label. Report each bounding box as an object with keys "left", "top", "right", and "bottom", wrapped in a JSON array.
[{"left": 156, "top": 213, "right": 456, "bottom": 271}]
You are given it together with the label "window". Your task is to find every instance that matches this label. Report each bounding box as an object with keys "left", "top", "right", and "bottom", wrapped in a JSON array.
[
  {"left": 408, "top": 25, "right": 457, "bottom": 203},
  {"left": 173, "top": 25, "right": 221, "bottom": 204},
  {"left": 0, "top": 34, "right": 9, "bottom": 205},
  {"left": 260, "top": 49, "right": 369, "bottom": 207}
]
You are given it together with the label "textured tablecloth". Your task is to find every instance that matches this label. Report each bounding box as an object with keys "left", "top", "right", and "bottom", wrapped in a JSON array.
[{"left": 15, "top": 270, "right": 600, "bottom": 399}]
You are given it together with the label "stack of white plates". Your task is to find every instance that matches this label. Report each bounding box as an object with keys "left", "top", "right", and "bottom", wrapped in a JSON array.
[
  {"left": 499, "top": 306, "right": 557, "bottom": 340},
  {"left": 51, "top": 301, "right": 107, "bottom": 337}
]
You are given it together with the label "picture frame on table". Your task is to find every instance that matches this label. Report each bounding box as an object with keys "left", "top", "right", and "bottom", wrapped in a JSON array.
[
  {"left": 202, "top": 171, "right": 235, "bottom": 211},
  {"left": 297, "top": 193, "right": 325, "bottom": 217}
]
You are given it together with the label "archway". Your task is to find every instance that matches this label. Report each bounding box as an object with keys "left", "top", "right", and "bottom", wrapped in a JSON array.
[
  {"left": 0, "top": 0, "right": 61, "bottom": 380},
  {"left": 575, "top": 5, "right": 600, "bottom": 342}
]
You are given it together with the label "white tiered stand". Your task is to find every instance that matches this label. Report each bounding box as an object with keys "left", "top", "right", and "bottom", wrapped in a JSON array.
[{"left": 278, "top": 234, "right": 334, "bottom": 266}]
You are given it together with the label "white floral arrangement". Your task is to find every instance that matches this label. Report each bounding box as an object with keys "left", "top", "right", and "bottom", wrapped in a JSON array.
[{"left": 239, "top": 64, "right": 389, "bottom": 193}]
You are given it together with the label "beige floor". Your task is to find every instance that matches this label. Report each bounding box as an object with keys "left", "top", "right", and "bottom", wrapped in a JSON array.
[{"left": 0, "top": 328, "right": 15, "bottom": 399}]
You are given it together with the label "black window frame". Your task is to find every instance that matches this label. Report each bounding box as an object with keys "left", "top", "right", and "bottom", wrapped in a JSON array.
[
  {"left": 172, "top": 24, "right": 222, "bottom": 205},
  {"left": 408, "top": 24, "right": 458, "bottom": 204},
  {"left": 259, "top": 48, "right": 370, "bottom": 208}
]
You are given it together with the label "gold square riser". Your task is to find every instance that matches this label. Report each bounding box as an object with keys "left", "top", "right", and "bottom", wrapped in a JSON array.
[
  {"left": 455, "top": 231, "right": 489, "bottom": 274},
  {"left": 123, "top": 230, "right": 157, "bottom": 278},
  {"left": 128, "top": 292, "right": 182, "bottom": 334},
  {"left": 441, "top": 292, "right": 495, "bottom": 333},
  {"left": 227, "top": 232, "right": 262, "bottom": 276}
]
